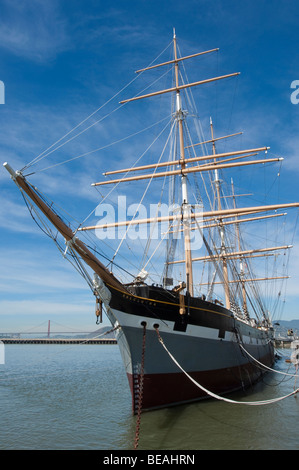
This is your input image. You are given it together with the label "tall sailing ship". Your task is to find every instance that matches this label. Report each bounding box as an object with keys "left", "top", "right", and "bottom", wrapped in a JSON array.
[{"left": 4, "top": 32, "right": 299, "bottom": 413}]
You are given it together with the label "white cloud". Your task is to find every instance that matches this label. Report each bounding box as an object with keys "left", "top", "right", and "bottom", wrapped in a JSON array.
[
  {"left": 0, "top": 0, "right": 70, "bottom": 62},
  {"left": 0, "top": 299, "right": 92, "bottom": 317},
  {"left": 0, "top": 247, "right": 89, "bottom": 295}
]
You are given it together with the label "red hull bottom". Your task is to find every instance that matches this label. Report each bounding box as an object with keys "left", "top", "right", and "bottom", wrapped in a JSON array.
[{"left": 127, "top": 357, "right": 271, "bottom": 412}]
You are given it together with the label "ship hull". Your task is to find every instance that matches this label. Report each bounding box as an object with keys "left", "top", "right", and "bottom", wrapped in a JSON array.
[{"left": 104, "top": 283, "right": 275, "bottom": 413}]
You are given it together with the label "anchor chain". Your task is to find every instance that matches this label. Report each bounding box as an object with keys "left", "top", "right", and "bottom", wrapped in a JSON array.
[{"left": 134, "top": 321, "right": 147, "bottom": 450}]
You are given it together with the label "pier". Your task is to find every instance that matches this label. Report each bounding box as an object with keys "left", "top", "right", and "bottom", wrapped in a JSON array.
[{"left": 0, "top": 338, "right": 117, "bottom": 345}]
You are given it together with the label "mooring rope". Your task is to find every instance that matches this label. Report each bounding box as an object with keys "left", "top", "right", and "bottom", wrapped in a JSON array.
[
  {"left": 238, "top": 343, "right": 299, "bottom": 378},
  {"left": 154, "top": 327, "right": 299, "bottom": 405}
]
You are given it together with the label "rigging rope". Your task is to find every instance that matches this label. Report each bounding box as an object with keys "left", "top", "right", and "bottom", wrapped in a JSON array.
[
  {"left": 76, "top": 115, "right": 173, "bottom": 235},
  {"left": 26, "top": 115, "right": 171, "bottom": 176},
  {"left": 141, "top": 221, "right": 176, "bottom": 273},
  {"left": 155, "top": 327, "right": 299, "bottom": 405},
  {"left": 110, "top": 119, "right": 175, "bottom": 266},
  {"left": 22, "top": 40, "right": 173, "bottom": 173}
]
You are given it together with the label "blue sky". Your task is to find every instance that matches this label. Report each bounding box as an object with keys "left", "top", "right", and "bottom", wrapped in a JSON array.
[{"left": 0, "top": 0, "right": 299, "bottom": 334}]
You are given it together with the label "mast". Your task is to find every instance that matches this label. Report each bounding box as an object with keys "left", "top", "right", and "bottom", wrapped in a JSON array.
[
  {"left": 210, "top": 118, "right": 230, "bottom": 309},
  {"left": 169, "top": 244, "right": 294, "bottom": 264},
  {"left": 93, "top": 153, "right": 279, "bottom": 186},
  {"left": 116, "top": 32, "right": 239, "bottom": 297},
  {"left": 231, "top": 178, "right": 248, "bottom": 316},
  {"left": 102, "top": 146, "right": 269, "bottom": 176},
  {"left": 173, "top": 29, "right": 194, "bottom": 297}
]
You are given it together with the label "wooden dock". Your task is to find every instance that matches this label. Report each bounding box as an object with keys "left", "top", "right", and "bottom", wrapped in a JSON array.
[{"left": 0, "top": 338, "right": 117, "bottom": 345}]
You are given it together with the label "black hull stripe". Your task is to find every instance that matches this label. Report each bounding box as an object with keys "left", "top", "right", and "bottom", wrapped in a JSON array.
[{"left": 106, "top": 282, "right": 267, "bottom": 339}]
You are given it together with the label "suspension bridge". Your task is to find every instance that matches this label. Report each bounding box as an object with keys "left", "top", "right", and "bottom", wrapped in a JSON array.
[{"left": 0, "top": 320, "right": 117, "bottom": 345}]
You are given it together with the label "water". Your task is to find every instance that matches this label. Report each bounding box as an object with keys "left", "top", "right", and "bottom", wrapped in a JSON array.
[{"left": 0, "top": 343, "right": 298, "bottom": 450}]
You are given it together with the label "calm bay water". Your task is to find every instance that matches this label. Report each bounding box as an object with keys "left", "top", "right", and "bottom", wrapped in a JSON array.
[{"left": 0, "top": 343, "right": 298, "bottom": 450}]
